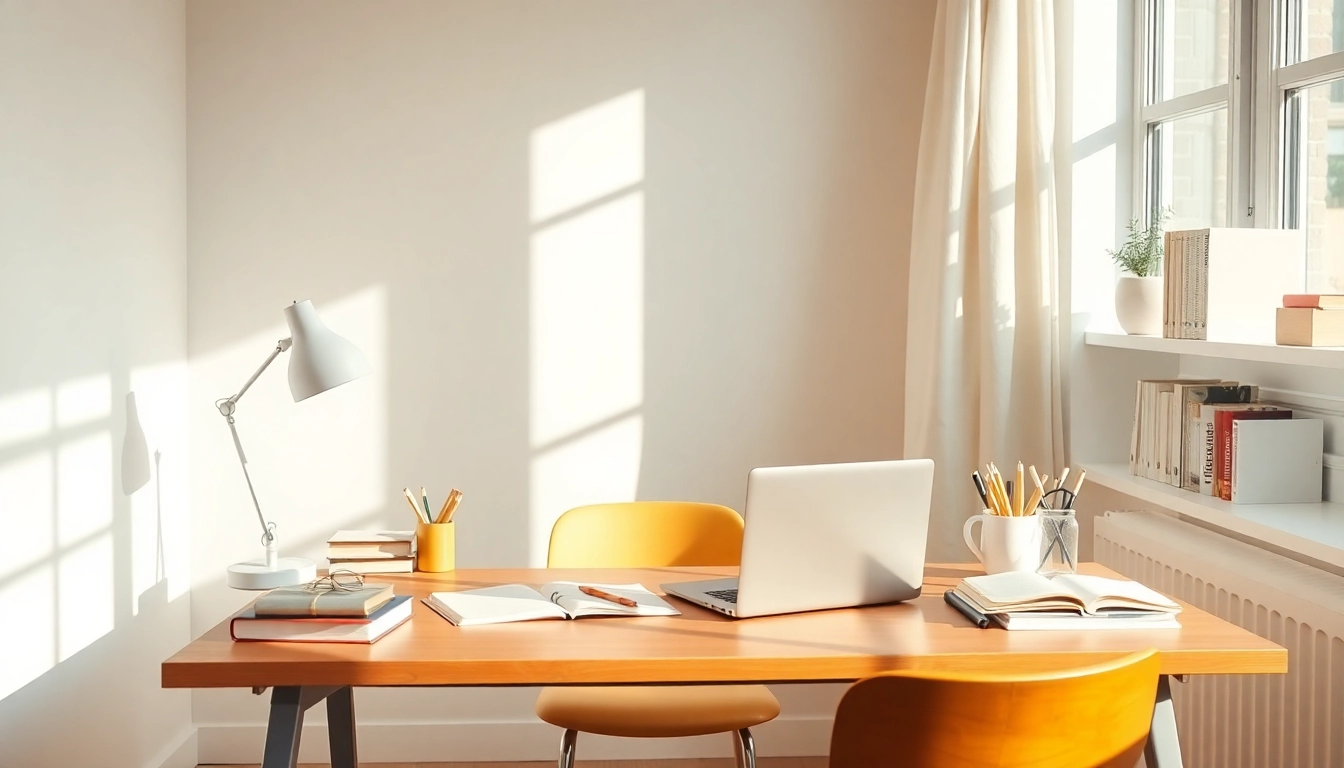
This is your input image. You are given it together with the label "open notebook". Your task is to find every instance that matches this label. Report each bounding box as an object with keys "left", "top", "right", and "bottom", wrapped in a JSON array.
[
  {"left": 954, "top": 572, "right": 1181, "bottom": 617},
  {"left": 423, "top": 582, "right": 680, "bottom": 626}
]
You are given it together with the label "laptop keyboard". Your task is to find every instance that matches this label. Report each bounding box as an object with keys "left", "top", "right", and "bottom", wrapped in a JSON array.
[{"left": 705, "top": 588, "right": 738, "bottom": 604}]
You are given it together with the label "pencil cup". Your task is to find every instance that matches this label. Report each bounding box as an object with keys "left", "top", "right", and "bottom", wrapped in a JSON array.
[
  {"left": 1037, "top": 508, "right": 1079, "bottom": 576},
  {"left": 416, "top": 521, "right": 455, "bottom": 572},
  {"left": 963, "top": 512, "right": 1043, "bottom": 575}
]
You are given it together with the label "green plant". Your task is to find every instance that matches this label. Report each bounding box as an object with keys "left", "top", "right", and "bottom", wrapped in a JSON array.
[{"left": 1108, "top": 209, "right": 1170, "bottom": 277}]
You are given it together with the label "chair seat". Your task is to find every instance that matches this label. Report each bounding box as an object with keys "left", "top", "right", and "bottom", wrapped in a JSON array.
[{"left": 535, "top": 684, "right": 780, "bottom": 739}]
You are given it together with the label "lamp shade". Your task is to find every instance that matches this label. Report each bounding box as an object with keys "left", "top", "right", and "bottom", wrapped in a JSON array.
[{"left": 283, "top": 300, "right": 372, "bottom": 401}]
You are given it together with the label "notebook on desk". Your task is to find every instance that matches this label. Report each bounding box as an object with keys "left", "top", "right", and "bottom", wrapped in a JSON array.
[{"left": 662, "top": 458, "right": 934, "bottom": 618}]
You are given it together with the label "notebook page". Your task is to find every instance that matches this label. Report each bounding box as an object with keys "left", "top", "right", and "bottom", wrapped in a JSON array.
[
  {"left": 543, "top": 582, "right": 680, "bottom": 618},
  {"left": 957, "top": 571, "right": 1082, "bottom": 612},
  {"left": 1051, "top": 574, "right": 1180, "bottom": 613},
  {"left": 426, "top": 584, "right": 567, "bottom": 626}
]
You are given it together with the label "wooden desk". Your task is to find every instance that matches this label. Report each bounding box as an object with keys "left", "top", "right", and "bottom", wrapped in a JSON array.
[{"left": 163, "top": 564, "right": 1286, "bottom": 768}]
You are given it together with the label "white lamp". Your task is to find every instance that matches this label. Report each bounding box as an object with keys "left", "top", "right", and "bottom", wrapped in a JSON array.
[{"left": 217, "top": 300, "right": 371, "bottom": 590}]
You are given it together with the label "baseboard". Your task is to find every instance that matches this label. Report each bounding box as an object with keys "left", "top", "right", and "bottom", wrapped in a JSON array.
[
  {"left": 197, "top": 717, "right": 831, "bottom": 763},
  {"left": 154, "top": 728, "right": 199, "bottom": 768}
]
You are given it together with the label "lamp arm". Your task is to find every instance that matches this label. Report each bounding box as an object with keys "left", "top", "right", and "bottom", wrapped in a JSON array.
[{"left": 215, "top": 338, "right": 294, "bottom": 546}]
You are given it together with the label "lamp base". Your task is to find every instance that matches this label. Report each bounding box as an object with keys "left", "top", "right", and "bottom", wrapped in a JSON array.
[{"left": 226, "top": 557, "right": 317, "bottom": 590}]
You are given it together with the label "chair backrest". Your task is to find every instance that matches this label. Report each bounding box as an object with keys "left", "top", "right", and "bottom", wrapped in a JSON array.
[
  {"left": 547, "top": 502, "right": 744, "bottom": 568},
  {"left": 828, "top": 649, "right": 1161, "bottom": 768}
]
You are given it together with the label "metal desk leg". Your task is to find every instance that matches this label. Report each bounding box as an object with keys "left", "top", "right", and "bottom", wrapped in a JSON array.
[
  {"left": 326, "top": 686, "right": 358, "bottom": 768},
  {"left": 260, "top": 686, "right": 351, "bottom": 768},
  {"left": 1144, "top": 675, "right": 1183, "bottom": 768}
]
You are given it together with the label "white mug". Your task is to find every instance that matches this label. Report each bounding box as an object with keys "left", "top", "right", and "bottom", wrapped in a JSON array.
[{"left": 963, "top": 512, "right": 1043, "bottom": 574}]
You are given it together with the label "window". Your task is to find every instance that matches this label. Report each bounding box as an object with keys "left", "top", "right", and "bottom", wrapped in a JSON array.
[{"left": 1136, "top": 0, "right": 1344, "bottom": 290}]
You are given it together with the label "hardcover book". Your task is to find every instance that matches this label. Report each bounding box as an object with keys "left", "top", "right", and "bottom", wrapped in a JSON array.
[
  {"left": 253, "top": 583, "right": 394, "bottom": 618},
  {"left": 1214, "top": 406, "right": 1291, "bottom": 500},
  {"left": 1231, "top": 419, "right": 1323, "bottom": 504},
  {"left": 231, "top": 594, "right": 412, "bottom": 643}
]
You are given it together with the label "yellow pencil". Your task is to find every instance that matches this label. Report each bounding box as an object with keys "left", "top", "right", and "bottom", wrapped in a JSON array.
[
  {"left": 1014, "top": 462, "right": 1025, "bottom": 517},
  {"left": 437, "top": 488, "right": 463, "bottom": 524},
  {"left": 1024, "top": 487, "right": 1043, "bottom": 516}
]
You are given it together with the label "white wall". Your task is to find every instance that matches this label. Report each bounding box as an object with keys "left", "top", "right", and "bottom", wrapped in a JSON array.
[
  {"left": 185, "top": 0, "right": 934, "bottom": 761},
  {"left": 0, "top": 2, "right": 195, "bottom": 767}
]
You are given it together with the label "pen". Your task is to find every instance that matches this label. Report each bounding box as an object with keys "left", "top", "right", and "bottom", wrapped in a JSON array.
[
  {"left": 421, "top": 486, "right": 432, "bottom": 519},
  {"left": 1055, "top": 467, "right": 1070, "bottom": 491},
  {"left": 971, "top": 471, "right": 990, "bottom": 509},
  {"left": 944, "top": 590, "right": 990, "bottom": 629},
  {"left": 579, "top": 586, "right": 637, "bottom": 607},
  {"left": 403, "top": 487, "right": 428, "bottom": 524}
]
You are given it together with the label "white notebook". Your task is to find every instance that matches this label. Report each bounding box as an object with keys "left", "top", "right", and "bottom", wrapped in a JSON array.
[
  {"left": 423, "top": 582, "right": 680, "bottom": 626},
  {"left": 955, "top": 572, "right": 1181, "bottom": 617}
]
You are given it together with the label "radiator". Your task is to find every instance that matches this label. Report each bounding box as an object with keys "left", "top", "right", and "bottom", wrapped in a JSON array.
[{"left": 1094, "top": 511, "right": 1344, "bottom": 768}]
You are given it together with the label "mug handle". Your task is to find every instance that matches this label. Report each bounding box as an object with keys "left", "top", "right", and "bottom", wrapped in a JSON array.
[{"left": 962, "top": 516, "right": 985, "bottom": 564}]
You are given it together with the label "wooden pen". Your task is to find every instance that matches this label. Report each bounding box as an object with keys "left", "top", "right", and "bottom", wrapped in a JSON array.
[{"left": 579, "top": 586, "right": 637, "bottom": 607}]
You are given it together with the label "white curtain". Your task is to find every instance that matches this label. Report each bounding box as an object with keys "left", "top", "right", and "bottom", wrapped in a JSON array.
[{"left": 905, "top": 0, "right": 1069, "bottom": 562}]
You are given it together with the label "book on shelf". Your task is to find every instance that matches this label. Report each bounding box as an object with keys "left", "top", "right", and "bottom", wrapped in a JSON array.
[
  {"left": 1231, "top": 418, "right": 1323, "bottom": 504},
  {"left": 253, "top": 583, "right": 393, "bottom": 617},
  {"left": 423, "top": 582, "right": 680, "bottom": 627},
  {"left": 1162, "top": 228, "right": 1305, "bottom": 342},
  {"left": 328, "top": 557, "right": 414, "bottom": 574},
  {"left": 1276, "top": 307, "right": 1344, "bottom": 347},
  {"left": 1181, "top": 384, "right": 1258, "bottom": 492},
  {"left": 952, "top": 572, "right": 1181, "bottom": 631},
  {"left": 1283, "top": 294, "right": 1344, "bottom": 310},
  {"left": 230, "top": 594, "right": 412, "bottom": 643},
  {"left": 1130, "top": 379, "right": 1219, "bottom": 482},
  {"left": 1215, "top": 406, "right": 1292, "bottom": 501},
  {"left": 326, "top": 530, "right": 415, "bottom": 559}
]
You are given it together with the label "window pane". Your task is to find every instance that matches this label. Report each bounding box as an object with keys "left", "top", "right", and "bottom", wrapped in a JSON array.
[
  {"left": 1153, "top": 109, "right": 1229, "bottom": 229},
  {"left": 1288, "top": 79, "right": 1344, "bottom": 291},
  {"left": 1158, "top": 0, "right": 1230, "bottom": 100},
  {"left": 1285, "top": 0, "right": 1344, "bottom": 64}
]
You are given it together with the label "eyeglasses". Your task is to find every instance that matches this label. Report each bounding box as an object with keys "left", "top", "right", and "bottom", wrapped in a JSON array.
[{"left": 305, "top": 570, "right": 365, "bottom": 592}]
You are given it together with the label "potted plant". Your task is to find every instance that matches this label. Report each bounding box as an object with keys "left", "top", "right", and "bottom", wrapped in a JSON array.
[{"left": 1109, "top": 210, "right": 1169, "bottom": 335}]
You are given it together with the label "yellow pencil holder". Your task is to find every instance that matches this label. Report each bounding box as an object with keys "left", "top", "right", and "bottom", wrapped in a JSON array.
[{"left": 416, "top": 521, "right": 455, "bottom": 572}]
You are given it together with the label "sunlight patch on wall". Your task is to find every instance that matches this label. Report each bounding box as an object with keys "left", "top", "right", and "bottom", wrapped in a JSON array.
[
  {"left": 57, "top": 530, "right": 114, "bottom": 660},
  {"left": 0, "top": 564, "right": 55, "bottom": 699},
  {"left": 530, "top": 193, "right": 644, "bottom": 447},
  {"left": 530, "top": 414, "right": 644, "bottom": 565},
  {"left": 1073, "top": 145, "right": 1118, "bottom": 327},
  {"left": 530, "top": 91, "right": 644, "bottom": 223},
  {"left": 528, "top": 90, "right": 645, "bottom": 566},
  {"left": 0, "top": 452, "right": 55, "bottom": 580},
  {"left": 0, "top": 388, "right": 51, "bottom": 450},
  {"left": 56, "top": 432, "right": 113, "bottom": 546},
  {"left": 55, "top": 373, "right": 111, "bottom": 429}
]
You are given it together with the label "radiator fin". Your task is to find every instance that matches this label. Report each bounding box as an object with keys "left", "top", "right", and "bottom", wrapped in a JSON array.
[{"left": 1095, "top": 511, "right": 1344, "bottom": 768}]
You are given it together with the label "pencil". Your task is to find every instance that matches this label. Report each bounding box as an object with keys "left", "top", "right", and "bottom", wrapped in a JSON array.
[
  {"left": 1014, "top": 462, "right": 1025, "bottom": 517},
  {"left": 1055, "top": 467, "right": 1070, "bottom": 491},
  {"left": 438, "top": 488, "right": 463, "bottom": 524},
  {"left": 988, "top": 464, "right": 1010, "bottom": 516},
  {"left": 579, "top": 586, "right": 637, "bottom": 607},
  {"left": 1029, "top": 465, "right": 1046, "bottom": 497},
  {"left": 1024, "top": 487, "right": 1043, "bottom": 516},
  {"left": 403, "top": 487, "right": 428, "bottom": 524},
  {"left": 1067, "top": 469, "right": 1087, "bottom": 508}
]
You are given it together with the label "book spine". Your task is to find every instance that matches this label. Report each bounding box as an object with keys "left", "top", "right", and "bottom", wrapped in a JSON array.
[
  {"left": 1195, "top": 231, "right": 1210, "bottom": 339},
  {"left": 1181, "top": 231, "right": 1194, "bottom": 338},
  {"left": 1162, "top": 232, "right": 1172, "bottom": 338},
  {"left": 1214, "top": 408, "right": 1232, "bottom": 499},
  {"left": 1231, "top": 421, "right": 1243, "bottom": 503},
  {"left": 1199, "top": 405, "right": 1218, "bottom": 495},
  {"left": 1169, "top": 387, "right": 1183, "bottom": 486},
  {"left": 1130, "top": 380, "right": 1143, "bottom": 475}
]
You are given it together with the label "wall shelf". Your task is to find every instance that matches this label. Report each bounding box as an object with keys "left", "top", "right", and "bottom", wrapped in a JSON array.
[
  {"left": 1085, "top": 331, "right": 1344, "bottom": 369},
  {"left": 1083, "top": 463, "right": 1344, "bottom": 566}
]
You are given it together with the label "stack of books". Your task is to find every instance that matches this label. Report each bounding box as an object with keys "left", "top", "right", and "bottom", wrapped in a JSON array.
[
  {"left": 1161, "top": 227, "right": 1304, "bottom": 342},
  {"left": 230, "top": 582, "right": 412, "bottom": 643},
  {"left": 327, "top": 530, "right": 416, "bottom": 574},
  {"left": 945, "top": 572, "right": 1181, "bottom": 631},
  {"left": 1277, "top": 294, "right": 1344, "bottom": 346},
  {"left": 1130, "top": 378, "right": 1322, "bottom": 503}
]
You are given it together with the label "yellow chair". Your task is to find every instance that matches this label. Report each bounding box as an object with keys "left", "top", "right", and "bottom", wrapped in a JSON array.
[
  {"left": 534, "top": 501, "right": 781, "bottom": 768},
  {"left": 828, "top": 649, "right": 1161, "bottom": 768}
]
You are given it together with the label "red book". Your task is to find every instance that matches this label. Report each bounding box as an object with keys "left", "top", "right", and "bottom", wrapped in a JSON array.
[
  {"left": 1214, "top": 407, "right": 1291, "bottom": 500},
  {"left": 1283, "top": 294, "right": 1344, "bottom": 309}
]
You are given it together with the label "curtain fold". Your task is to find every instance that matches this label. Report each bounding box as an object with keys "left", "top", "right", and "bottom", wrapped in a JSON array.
[{"left": 905, "top": 0, "right": 1068, "bottom": 562}]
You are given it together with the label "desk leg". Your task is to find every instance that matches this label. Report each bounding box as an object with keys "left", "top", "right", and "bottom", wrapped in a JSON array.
[
  {"left": 326, "top": 686, "right": 358, "bottom": 768},
  {"left": 1144, "top": 675, "right": 1183, "bottom": 768},
  {"left": 260, "top": 686, "right": 351, "bottom": 768}
]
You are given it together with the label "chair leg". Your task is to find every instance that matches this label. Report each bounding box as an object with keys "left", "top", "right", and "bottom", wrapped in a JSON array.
[
  {"left": 557, "top": 728, "right": 578, "bottom": 768},
  {"left": 733, "top": 727, "right": 757, "bottom": 768}
]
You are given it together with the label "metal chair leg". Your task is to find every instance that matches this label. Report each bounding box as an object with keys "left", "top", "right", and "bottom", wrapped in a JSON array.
[
  {"left": 557, "top": 728, "right": 578, "bottom": 768},
  {"left": 734, "top": 727, "right": 757, "bottom": 768}
]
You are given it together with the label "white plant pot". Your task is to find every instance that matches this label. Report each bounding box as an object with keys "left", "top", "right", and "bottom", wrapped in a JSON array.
[{"left": 1115, "top": 275, "right": 1163, "bottom": 335}]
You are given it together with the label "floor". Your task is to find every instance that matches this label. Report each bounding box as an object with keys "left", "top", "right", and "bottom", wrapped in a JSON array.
[{"left": 204, "top": 760, "right": 828, "bottom": 767}]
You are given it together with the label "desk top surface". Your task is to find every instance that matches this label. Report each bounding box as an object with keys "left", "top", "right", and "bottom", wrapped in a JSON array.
[{"left": 162, "top": 563, "right": 1286, "bottom": 689}]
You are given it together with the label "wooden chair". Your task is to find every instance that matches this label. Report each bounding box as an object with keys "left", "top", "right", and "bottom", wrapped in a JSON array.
[
  {"left": 534, "top": 501, "right": 780, "bottom": 768},
  {"left": 828, "top": 649, "right": 1161, "bottom": 768}
]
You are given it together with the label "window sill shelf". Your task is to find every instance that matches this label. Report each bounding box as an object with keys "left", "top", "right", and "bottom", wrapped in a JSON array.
[
  {"left": 1084, "top": 331, "right": 1344, "bottom": 368},
  {"left": 1083, "top": 463, "right": 1344, "bottom": 566}
]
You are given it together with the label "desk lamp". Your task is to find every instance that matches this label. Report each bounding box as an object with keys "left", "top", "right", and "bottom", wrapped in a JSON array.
[{"left": 217, "top": 300, "right": 371, "bottom": 589}]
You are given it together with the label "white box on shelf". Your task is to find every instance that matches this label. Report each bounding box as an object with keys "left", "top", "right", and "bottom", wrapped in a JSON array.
[{"left": 1230, "top": 418, "right": 1323, "bottom": 505}]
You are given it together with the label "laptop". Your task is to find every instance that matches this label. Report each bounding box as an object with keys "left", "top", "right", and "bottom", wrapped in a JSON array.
[{"left": 661, "top": 458, "right": 935, "bottom": 618}]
